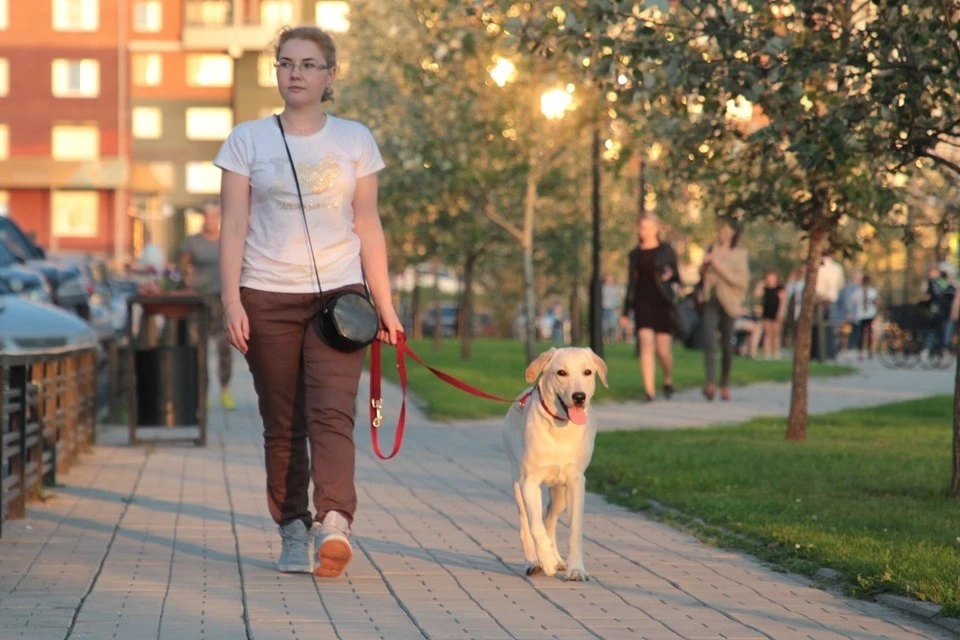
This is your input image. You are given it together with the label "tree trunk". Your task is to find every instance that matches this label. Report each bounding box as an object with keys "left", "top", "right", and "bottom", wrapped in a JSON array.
[
  {"left": 431, "top": 260, "right": 442, "bottom": 351},
  {"left": 903, "top": 206, "right": 915, "bottom": 303},
  {"left": 786, "top": 224, "right": 828, "bottom": 441},
  {"left": 459, "top": 251, "right": 478, "bottom": 360},
  {"left": 523, "top": 169, "right": 538, "bottom": 364},
  {"left": 411, "top": 278, "right": 422, "bottom": 340},
  {"left": 952, "top": 339, "right": 960, "bottom": 496}
]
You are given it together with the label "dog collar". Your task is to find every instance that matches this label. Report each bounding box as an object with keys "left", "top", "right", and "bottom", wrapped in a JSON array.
[{"left": 537, "top": 385, "right": 569, "bottom": 422}]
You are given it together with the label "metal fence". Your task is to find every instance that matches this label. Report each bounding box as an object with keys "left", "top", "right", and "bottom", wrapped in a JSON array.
[{"left": 1, "top": 347, "right": 98, "bottom": 538}]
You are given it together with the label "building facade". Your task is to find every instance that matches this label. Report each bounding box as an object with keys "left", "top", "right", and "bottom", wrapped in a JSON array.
[{"left": 0, "top": 0, "right": 348, "bottom": 264}]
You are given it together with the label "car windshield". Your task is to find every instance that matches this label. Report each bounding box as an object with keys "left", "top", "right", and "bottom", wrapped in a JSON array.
[{"left": 0, "top": 219, "right": 37, "bottom": 261}]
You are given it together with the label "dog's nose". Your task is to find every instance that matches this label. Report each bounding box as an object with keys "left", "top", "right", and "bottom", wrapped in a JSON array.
[{"left": 572, "top": 392, "right": 586, "bottom": 406}]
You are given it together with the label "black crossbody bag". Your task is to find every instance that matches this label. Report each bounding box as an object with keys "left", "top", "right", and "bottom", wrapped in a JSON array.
[{"left": 275, "top": 114, "right": 380, "bottom": 352}]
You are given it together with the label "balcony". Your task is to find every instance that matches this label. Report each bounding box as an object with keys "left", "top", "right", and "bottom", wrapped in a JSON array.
[{"left": 182, "top": 0, "right": 301, "bottom": 52}]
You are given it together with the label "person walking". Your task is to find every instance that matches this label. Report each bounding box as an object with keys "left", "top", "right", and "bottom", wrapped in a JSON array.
[
  {"left": 849, "top": 273, "right": 878, "bottom": 360},
  {"left": 180, "top": 199, "right": 235, "bottom": 410},
  {"left": 698, "top": 218, "right": 749, "bottom": 401},
  {"left": 619, "top": 213, "right": 680, "bottom": 402},
  {"left": 755, "top": 269, "right": 785, "bottom": 359},
  {"left": 215, "top": 25, "right": 402, "bottom": 578}
]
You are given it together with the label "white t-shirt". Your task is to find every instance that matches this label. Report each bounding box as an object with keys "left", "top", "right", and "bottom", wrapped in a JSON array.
[
  {"left": 213, "top": 114, "right": 385, "bottom": 294},
  {"left": 815, "top": 257, "right": 844, "bottom": 304}
]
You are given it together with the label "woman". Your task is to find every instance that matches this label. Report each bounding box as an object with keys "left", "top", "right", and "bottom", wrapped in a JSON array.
[
  {"left": 755, "top": 269, "right": 785, "bottom": 360},
  {"left": 851, "top": 274, "right": 879, "bottom": 360},
  {"left": 619, "top": 213, "right": 680, "bottom": 402},
  {"left": 699, "top": 218, "right": 749, "bottom": 401},
  {"left": 215, "top": 25, "right": 402, "bottom": 578}
]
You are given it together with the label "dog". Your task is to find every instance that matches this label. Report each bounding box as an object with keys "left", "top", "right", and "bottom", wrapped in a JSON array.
[{"left": 502, "top": 347, "right": 607, "bottom": 581}]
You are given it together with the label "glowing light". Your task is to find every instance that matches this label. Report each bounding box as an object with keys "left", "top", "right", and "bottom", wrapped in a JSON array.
[
  {"left": 541, "top": 87, "right": 573, "bottom": 120},
  {"left": 489, "top": 56, "right": 516, "bottom": 87}
]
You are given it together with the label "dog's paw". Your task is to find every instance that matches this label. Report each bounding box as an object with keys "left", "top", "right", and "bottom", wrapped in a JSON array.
[
  {"left": 564, "top": 567, "right": 590, "bottom": 582},
  {"left": 556, "top": 560, "right": 567, "bottom": 573},
  {"left": 539, "top": 557, "right": 560, "bottom": 577},
  {"left": 525, "top": 564, "right": 544, "bottom": 577}
]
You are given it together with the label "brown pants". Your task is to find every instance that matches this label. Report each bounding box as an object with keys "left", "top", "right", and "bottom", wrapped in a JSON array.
[{"left": 241, "top": 285, "right": 366, "bottom": 529}]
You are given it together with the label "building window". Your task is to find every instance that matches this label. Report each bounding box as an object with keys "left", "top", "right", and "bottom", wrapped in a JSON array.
[
  {"left": 185, "top": 107, "right": 233, "bottom": 141},
  {"left": 0, "top": 0, "right": 8, "bottom": 30},
  {"left": 0, "top": 192, "right": 8, "bottom": 217},
  {"left": 0, "top": 124, "right": 8, "bottom": 160},
  {"left": 51, "top": 59, "right": 100, "bottom": 98},
  {"left": 132, "top": 107, "right": 162, "bottom": 139},
  {"left": 261, "top": 0, "right": 293, "bottom": 26},
  {"left": 316, "top": 1, "right": 349, "bottom": 32},
  {"left": 52, "top": 191, "right": 99, "bottom": 238},
  {"left": 0, "top": 59, "right": 7, "bottom": 96},
  {"left": 185, "top": 162, "right": 221, "bottom": 194},
  {"left": 186, "top": 54, "right": 232, "bottom": 87},
  {"left": 257, "top": 53, "right": 277, "bottom": 87},
  {"left": 52, "top": 124, "right": 99, "bottom": 161},
  {"left": 184, "top": 0, "right": 231, "bottom": 27},
  {"left": 53, "top": 0, "right": 99, "bottom": 32},
  {"left": 132, "top": 53, "right": 162, "bottom": 86},
  {"left": 133, "top": 0, "right": 162, "bottom": 32}
]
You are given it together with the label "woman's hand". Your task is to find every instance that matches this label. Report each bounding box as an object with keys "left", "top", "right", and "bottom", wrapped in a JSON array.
[
  {"left": 377, "top": 305, "right": 403, "bottom": 345},
  {"left": 661, "top": 266, "right": 674, "bottom": 282},
  {"left": 224, "top": 300, "right": 249, "bottom": 354}
]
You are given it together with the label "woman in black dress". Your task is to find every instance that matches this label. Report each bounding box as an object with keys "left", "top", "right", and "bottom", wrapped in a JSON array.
[
  {"left": 754, "top": 269, "right": 785, "bottom": 359},
  {"left": 620, "top": 213, "right": 680, "bottom": 402}
]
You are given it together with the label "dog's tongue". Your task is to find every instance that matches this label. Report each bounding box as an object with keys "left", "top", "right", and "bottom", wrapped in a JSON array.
[{"left": 567, "top": 405, "right": 588, "bottom": 425}]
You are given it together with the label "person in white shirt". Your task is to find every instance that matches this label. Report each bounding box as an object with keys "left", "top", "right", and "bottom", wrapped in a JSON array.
[
  {"left": 215, "top": 25, "right": 402, "bottom": 579},
  {"left": 847, "top": 274, "right": 879, "bottom": 359},
  {"left": 813, "top": 251, "right": 844, "bottom": 361},
  {"left": 136, "top": 228, "right": 166, "bottom": 274}
]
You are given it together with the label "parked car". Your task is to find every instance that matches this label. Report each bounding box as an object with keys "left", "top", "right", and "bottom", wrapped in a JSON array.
[
  {"left": 0, "top": 265, "right": 51, "bottom": 305},
  {"left": 0, "top": 217, "right": 90, "bottom": 319},
  {"left": 0, "top": 286, "right": 99, "bottom": 356}
]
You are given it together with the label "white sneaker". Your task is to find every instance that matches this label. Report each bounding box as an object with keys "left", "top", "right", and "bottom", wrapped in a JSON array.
[{"left": 314, "top": 511, "right": 352, "bottom": 577}]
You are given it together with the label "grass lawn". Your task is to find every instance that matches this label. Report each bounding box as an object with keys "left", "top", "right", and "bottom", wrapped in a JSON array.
[
  {"left": 587, "top": 396, "right": 960, "bottom": 614},
  {"left": 374, "top": 338, "right": 852, "bottom": 421}
]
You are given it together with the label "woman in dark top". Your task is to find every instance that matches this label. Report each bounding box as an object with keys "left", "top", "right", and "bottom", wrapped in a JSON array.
[
  {"left": 754, "top": 269, "right": 785, "bottom": 360},
  {"left": 620, "top": 213, "right": 680, "bottom": 402}
]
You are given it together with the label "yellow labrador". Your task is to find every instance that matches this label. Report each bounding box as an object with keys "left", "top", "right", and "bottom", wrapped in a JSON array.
[{"left": 502, "top": 347, "right": 607, "bottom": 581}]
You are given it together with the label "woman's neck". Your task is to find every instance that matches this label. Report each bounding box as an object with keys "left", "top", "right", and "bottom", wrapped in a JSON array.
[
  {"left": 639, "top": 238, "right": 659, "bottom": 249},
  {"left": 280, "top": 106, "right": 328, "bottom": 135}
]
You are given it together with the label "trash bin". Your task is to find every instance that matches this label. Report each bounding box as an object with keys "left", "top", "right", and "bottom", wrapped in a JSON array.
[{"left": 126, "top": 293, "right": 208, "bottom": 446}]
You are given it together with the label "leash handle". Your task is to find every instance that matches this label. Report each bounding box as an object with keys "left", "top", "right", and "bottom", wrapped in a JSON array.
[{"left": 369, "top": 332, "right": 515, "bottom": 460}]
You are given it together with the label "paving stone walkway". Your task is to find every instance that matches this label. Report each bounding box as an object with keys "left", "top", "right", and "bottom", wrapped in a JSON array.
[{"left": 0, "top": 357, "right": 954, "bottom": 639}]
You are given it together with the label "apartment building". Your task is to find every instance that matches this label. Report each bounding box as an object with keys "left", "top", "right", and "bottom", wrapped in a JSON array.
[
  {"left": 0, "top": 0, "right": 349, "bottom": 263},
  {"left": 132, "top": 0, "right": 349, "bottom": 253},
  {"left": 0, "top": 0, "right": 131, "bottom": 259}
]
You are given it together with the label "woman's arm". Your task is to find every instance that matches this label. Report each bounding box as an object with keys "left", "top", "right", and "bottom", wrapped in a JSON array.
[
  {"left": 711, "top": 249, "right": 749, "bottom": 289},
  {"left": 622, "top": 251, "right": 636, "bottom": 317},
  {"left": 219, "top": 171, "right": 250, "bottom": 306},
  {"left": 353, "top": 172, "right": 402, "bottom": 344}
]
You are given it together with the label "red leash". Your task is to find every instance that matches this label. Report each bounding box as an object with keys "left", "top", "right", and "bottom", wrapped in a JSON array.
[{"left": 369, "top": 332, "right": 534, "bottom": 460}]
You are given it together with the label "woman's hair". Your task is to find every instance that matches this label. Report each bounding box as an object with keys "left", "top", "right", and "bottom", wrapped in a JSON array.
[
  {"left": 274, "top": 25, "right": 337, "bottom": 103},
  {"left": 637, "top": 212, "right": 660, "bottom": 227},
  {"left": 719, "top": 216, "right": 741, "bottom": 248}
]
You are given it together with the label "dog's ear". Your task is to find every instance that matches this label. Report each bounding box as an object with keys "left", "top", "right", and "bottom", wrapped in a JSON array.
[
  {"left": 589, "top": 349, "right": 608, "bottom": 388},
  {"left": 525, "top": 348, "right": 557, "bottom": 383}
]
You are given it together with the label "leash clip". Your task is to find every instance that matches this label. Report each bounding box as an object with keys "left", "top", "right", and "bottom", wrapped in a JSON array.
[{"left": 371, "top": 398, "right": 383, "bottom": 429}]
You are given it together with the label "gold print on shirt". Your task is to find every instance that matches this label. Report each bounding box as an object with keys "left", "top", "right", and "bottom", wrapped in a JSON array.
[
  {"left": 295, "top": 158, "right": 341, "bottom": 194},
  {"left": 267, "top": 157, "right": 343, "bottom": 212}
]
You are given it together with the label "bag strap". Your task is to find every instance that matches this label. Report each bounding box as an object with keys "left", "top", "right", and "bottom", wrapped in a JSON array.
[
  {"left": 275, "top": 114, "right": 329, "bottom": 310},
  {"left": 369, "top": 332, "right": 519, "bottom": 460}
]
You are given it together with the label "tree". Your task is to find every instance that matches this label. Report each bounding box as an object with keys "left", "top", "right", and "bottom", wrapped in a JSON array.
[{"left": 482, "top": 1, "right": 960, "bottom": 471}]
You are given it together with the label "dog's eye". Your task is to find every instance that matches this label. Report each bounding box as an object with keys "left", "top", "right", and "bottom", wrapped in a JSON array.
[
  {"left": 557, "top": 369, "right": 568, "bottom": 377},
  {"left": 584, "top": 369, "right": 592, "bottom": 376}
]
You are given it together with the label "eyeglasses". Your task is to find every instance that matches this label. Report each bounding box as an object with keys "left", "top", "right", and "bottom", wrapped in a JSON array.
[{"left": 275, "top": 60, "right": 333, "bottom": 74}]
